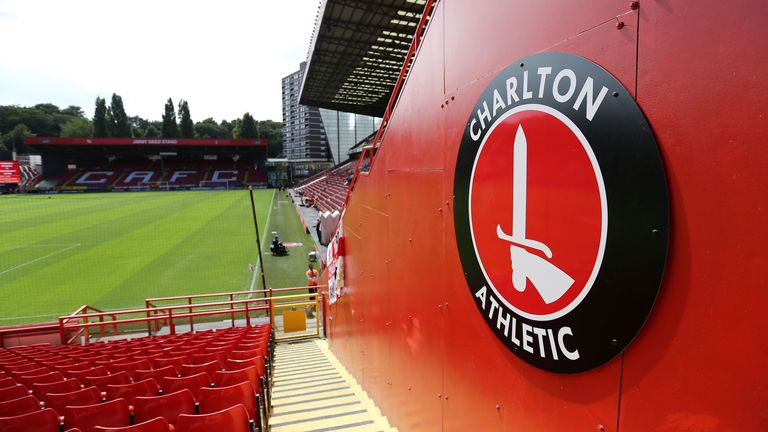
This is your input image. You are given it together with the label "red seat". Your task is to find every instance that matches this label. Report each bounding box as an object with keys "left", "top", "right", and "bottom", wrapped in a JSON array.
[
  {"left": 214, "top": 366, "right": 262, "bottom": 394},
  {"left": 179, "top": 361, "right": 220, "bottom": 378},
  {"left": 64, "top": 398, "right": 131, "bottom": 432},
  {"left": 43, "top": 386, "right": 101, "bottom": 416},
  {"left": 198, "top": 381, "right": 258, "bottom": 422},
  {"left": 3, "top": 364, "right": 38, "bottom": 376},
  {"left": 93, "top": 417, "right": 172, "bottom": 432},
  {"left": 0, "top": 395, "right": 40, "bottom": 417},
  {"left": 82, "top": 372, "right": 131, "bottom": 389},
  {"left": 0, "top": 408, "right": 60, "bottom": 432},
  {"left": 31, "top": 378, "right": 81, "bottom": 398},
  {"left": 55, "top": 362, "right": 91, "bottom": 375},
  {"left": 9, "top": 367, "right": 47, "bottom": 381},
  {"left": 105, "top": 379, "right": 160, "bottom": 405},
  {"left": 232, "top": 343, "right": 265, "bottom": 353},
  {"left": 107, "top": 360, "right": 151, "bottom": 380},
  {"left": 229, "top": 349, "right": 262, "bottom": 360},
  {"left": 133, "top": 389, "right": 195, "bottom": 426},
  {"left": 0, "top": 377, "right": 16, "bottom": 390},
  {"left": 190, "top": 352, "right": 226, "bottom": 368},
  {"left": 224, "top": 356, "right": 265, "bottom": 377},
  {"left": 67, "top": 367, "right": 108, "bottom": 381},
  {"left": 18, "top": 372, "right": 63, "bottom": 389},
  {"left": 160, "top": 373, "right": 210, "bottom": 401},
  {"left": 133, "top": 366, "right": 177, "bottom": 383},
  {"left": 0, "top": 385, "right": 29, "bottom": 403},
  {"left": 150, "top": 357, "right": 186, "bottom": 373},
  {"left": 175, "top": 405, "right": 250, "bottom": 432}
]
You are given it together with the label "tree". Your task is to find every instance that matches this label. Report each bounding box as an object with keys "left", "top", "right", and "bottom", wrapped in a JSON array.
[
  {"left": 60, "top": 118, "right": 93, "bottom": 137},
  {"left": 161, "top": 98, "right": 178, "bottom": 138},
  {"left": 234, "top": 113, "right": 258, "bottom": 139},
  {"left": 109, "top": 93, "right": 131, "bottom": 137},
  {"left": 194, "top": 118, "right": 225, "bottom": 138},
  {"left": 0, "top": 124, "right": 33, "bottom": 154},
  {"left": 93, "top": 97, "right": 108, "bottom": 137},
  {"left": 178, "top": 99, "right": 194, "bottom": 138},
  {"left": 61, "top": 105, "right": 85, "bottom": 117},
  {"left": 144, "top": 124, "right": 160, "bottom": 138},
  {"left": 219, "top": 119, "right": 235, "bottom": 138},
  {"left": 258, "top": 119, "right": 284, "bottom": 157},
  {"left": 33, "top": 103, "right": 60, "bottom": 115}
]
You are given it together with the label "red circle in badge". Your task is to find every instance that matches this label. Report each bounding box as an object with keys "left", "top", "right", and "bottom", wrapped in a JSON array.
[{"left": 470, "top": 107, "right": 605, "bottom": 319}]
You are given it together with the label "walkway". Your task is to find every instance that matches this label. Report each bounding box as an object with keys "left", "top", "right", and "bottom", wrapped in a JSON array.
[{"left": 269, "top": 339, "right": 396, "bottom": 432}]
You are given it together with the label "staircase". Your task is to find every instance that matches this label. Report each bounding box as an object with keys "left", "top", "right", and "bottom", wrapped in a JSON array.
[{"left": 270, "top": 340, "right": 396, "bottom": 432}]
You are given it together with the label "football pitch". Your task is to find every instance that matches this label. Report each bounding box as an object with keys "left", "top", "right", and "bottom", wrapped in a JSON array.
[{"left": 0, "top": 190, "right": 317, "bottom": 326}]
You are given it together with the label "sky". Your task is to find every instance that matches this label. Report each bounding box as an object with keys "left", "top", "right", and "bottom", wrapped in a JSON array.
[{"left": 0, "top": 0, "right": 320, "bottom": 122}]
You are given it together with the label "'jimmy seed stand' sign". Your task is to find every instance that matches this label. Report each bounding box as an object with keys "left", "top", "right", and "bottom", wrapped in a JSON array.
[{"left": 453, "top": 52, "right": 669, "bottom": 373}]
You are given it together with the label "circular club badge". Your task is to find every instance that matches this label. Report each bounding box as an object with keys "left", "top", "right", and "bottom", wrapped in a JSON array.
[{"left": 454, "top": 52, "right": 669, "bottom": 373}]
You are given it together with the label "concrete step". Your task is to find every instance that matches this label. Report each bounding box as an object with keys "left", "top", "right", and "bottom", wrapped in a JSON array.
[{"left": 269, "top": 339, "right": 395, "bottom": 432}]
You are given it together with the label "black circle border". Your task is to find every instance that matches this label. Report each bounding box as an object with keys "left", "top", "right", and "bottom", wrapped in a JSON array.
[{"left": 453, "top": 52, "right": 669, "bottom": 373}]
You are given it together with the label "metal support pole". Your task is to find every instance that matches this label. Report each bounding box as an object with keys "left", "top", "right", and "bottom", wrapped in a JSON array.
[{"left": 248, "top": 186, "right": 268, "bottom": 292}]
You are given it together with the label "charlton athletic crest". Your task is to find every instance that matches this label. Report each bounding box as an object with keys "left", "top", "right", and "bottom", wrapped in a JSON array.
[{"left": 454, "top": 52, "right": 669, "bottom": 373}]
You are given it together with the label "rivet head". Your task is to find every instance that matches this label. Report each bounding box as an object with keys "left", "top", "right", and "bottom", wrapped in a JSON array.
[
  {"left": 616, "top": 21, "right": 625, "bottom": 29},
  {"left": 611, "top": 338, "right": 618, "bottom": 346},
  {"left": 629, "top": 1, "right": 639, "bottom": 10},
  {"left": 612, "top": 91, "right": 620, "bottom": 97},
  {"left": 496, "top": 404, "right": 501, "bottom": 410},
  {"left": 598, "top": 425, "right": 606, "bottom": 432}
]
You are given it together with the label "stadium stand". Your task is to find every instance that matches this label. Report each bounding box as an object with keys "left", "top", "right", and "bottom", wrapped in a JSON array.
[
  {"left": 294, "top": 159, "right": 357, "bottom": 212},
  {"left": 0, "top": 324, "right": 271, "bottom": 432},
  {"left": 23, "top": 137, "right": 268, "bottom": 192}
]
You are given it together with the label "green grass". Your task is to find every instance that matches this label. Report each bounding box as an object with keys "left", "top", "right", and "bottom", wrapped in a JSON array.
[{"left": 0, "top": 189, "right": 317, "bottom": 326}]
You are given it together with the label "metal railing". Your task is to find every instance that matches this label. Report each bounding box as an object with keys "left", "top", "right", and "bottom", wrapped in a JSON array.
[
  {"left": 59, "top": 285, "right": 328, "bottom": 345},
  {"left": 342, "top": 0, "right": 438, "bottom": 209},
  {"left": 59, "top": 305, "right": 118, "bottom": 345}
]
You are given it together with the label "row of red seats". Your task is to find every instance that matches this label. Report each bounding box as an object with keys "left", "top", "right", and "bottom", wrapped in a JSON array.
[
  {"left": 0, "top": 403, "right": 250, "bottom": 432},
  {"left": 0, "top": 325, "right": 272, "bottom": 432}
]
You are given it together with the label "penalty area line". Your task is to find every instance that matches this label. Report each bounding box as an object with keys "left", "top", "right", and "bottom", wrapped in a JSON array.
[
  {"left": 249, "top": 190, "right": 275, "bottom": 298},
  {"left": 0, "top": 243, "right": 82, "bottom": 277}
]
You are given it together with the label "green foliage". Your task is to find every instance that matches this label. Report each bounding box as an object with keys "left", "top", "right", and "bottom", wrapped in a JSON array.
[
  {"left": 0, "top": 124, "right": 33, "bottom": 152},
  {"left": 178, "top": 99, "right": 194, "bottom": 138},
  {"left": 1, "top": 99, "right": 281, "bottom": 153},
  {"left": 258, "top": 119, "right": 284, "bottom": 157},
  {"left": 60, "top": 117, "right": 93, "bottom": 138},
  {"left": 0, "top": 105, "right": 57, "bottom": 137},
  {"left": 161, "top": 98, "right": 178, "bottom": 138},
  {"left": 194, "top": 118, "right": 226, "bottom": 138},
  {"left": 61, "top": 105, "right": 85, "bottom": 117},
  {"left": 93, "top": 97, "right": 108, "bottom": 137},
  {"left": 109, "top": 93, "right": 131, "bottom": 137},
  {"left": 219, "top": 120, "right": 235, "bottom": 138},
  {"left": 235, "top": 113, "right": 259, "bottom": 139},
  {"left": 144, "top": 124, "right": 160, "bottom": 138}
]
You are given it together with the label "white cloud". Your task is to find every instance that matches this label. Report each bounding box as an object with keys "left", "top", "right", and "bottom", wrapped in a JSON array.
[{"left": 0, "top": 0, "right": 320, "bottom": 122}]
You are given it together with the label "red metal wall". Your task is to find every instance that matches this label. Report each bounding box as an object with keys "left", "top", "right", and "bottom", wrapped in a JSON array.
[{"left": 327, "top": 1, "right": 768, "bottom": 430}]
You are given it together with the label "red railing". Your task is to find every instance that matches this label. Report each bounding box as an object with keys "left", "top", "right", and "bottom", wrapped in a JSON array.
[
  {"left": 58, "top": 285, "right": 327, "bottom": 345},
  {"left": 58, "top": 305, "right": 119, "bottom": 345},
  {"left": 144, "top": 286, "right": 325, "bottom": 335},
  {"left": 342, "top": 0, "right": 438, "bottom": 209}
]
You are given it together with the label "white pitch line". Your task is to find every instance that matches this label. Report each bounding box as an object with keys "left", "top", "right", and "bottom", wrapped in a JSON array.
[
  {"left": 248, "top": 190, "right": 276, "bottom": 297},
  {"left": 0, "top": 243, "right": 81, "bottom": 276}
]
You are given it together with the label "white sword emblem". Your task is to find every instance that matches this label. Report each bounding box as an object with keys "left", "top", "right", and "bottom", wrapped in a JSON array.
[{"left": 496, "top": 125, "right": 575, "bottom": 304}]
